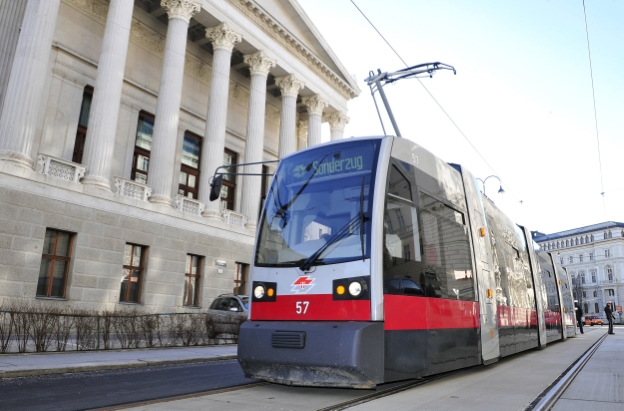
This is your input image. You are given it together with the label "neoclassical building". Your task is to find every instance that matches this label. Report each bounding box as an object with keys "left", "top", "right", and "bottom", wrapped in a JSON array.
[
  {"left": 0, "top": 0, "right": 358, "bottom": 311},
  {"left": 532, "top": 222, "right": 624, "bottom": 322}
]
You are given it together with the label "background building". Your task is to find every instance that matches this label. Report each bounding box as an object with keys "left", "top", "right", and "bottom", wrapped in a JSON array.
[
  {"left": 0, "top": 0, "right": 358, "bottom": 312},
  {"left": 532, "top": 222, "right": 624, "bottom": 323}
]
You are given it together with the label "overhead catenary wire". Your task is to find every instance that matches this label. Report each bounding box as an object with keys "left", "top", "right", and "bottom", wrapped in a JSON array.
[
  {"left": 582, "top": 0, "right": 607, "bottom": 218},
  {"left": 350, "top": 0, "right": 523, "bottom": 205}
]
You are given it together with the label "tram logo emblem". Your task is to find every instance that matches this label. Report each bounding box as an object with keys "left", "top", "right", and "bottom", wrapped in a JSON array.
[
  {"left": 293, "top": 164, "right": 307, "bottom": 178},
  {"left": 291, "top": 276, "right": 315, "bottom": 293}
]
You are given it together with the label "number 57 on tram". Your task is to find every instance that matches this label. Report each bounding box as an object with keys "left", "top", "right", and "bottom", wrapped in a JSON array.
[{"left": 237, "top": 135, "right": 576, "bottom": 388}]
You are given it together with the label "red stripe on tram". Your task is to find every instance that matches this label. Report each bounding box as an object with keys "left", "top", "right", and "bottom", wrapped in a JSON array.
[
  {"left": 384, "top": 295, "right": 480, "bottom": 330},
  {"left": 251, "top": 294, "right": 370, "bottom": 321}
]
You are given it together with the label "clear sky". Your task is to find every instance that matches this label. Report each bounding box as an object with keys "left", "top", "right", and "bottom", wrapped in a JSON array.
[{"left": 298, "top": 0, "right": 623, "bottom": 235}]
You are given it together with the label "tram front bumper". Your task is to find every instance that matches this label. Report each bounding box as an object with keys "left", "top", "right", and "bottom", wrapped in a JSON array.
[{"left": 238, "top": 321, "right": 384, "bottom": 388}]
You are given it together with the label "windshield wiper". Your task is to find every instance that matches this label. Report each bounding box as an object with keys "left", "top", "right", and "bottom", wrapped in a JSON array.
[
  {"left": 359, "top": 176, "right": 368, "bottom": 261},
  {"left": 299, "top": 211, "right": 368, "bottom": 272}
]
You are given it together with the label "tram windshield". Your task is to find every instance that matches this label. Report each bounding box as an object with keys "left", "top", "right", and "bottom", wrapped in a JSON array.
[{"left": 255, "top": 139, "right": 381, "bottom": 268}]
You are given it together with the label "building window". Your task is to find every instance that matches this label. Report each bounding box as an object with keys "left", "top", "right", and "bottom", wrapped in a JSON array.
[
  {"left": 584, "top": 303, "right": 589, "bottom": 313},
  {"left": 589, "top": 252, "right": 594, "bottom": 261},
  {"left": 581, "top": 273, "right": 586, "bottom": 284},
  {"left": 131, "top": 112, "right": 154, "bottom": 184},
  {"left": 595, "top": 303, "right": 599, "bottom": 313},
  {"left": 120, "top": 244, "right": 146, "bottom": 303},
  {"left": 178, "top": 131, "right": 201, "bottom": 199},
  {"left": 234, "top": 262, "right": 249, "bottom": 296},
  {"left": 586, "top": 235, "right": 589, "bottom": 242},
  {"left": 184, "top": 254, "right": 202, "bottom": 307},
  {"left": 608, "top": 289, "right": 615, "bottom": 297},
  {"left": 608, "top": 231, "right": 612, "bottom": 238},
  {"left": 605, "top": 249, "right": 611, "bottom": 258},
  {"left": 569, "top": 256, "right": 573, "bottom": 264},
  {"left": 593, "top": 290, "right": 597, "bottom": 297},
  {"left": 582, "top": 291, "right": 586, "bottom": 298},
  {"left": 403, "top": 244, "right": 411, "bottom": 261},
  {"left": 394, "top": 208, "right": 406, "bottom": 228},
  {"left": 581, "top": 237, "right": 584, "bottom": 244},
  {"left": 579, "top": 254, "right": 584, "bottom": 262},
  {"left": 575, "top": 238, "right": 579, "bottom": 245},
  {"left": 591, "top": 234, "right": 594, "bottom": 242},
  {"left": 560, "top": 257, "right": 563, "bottom": 265},
  {"left": 607, "top": 266, "right": 613, "bottom": 281},
  {"left": 220, "top": 149, "right": 237, "bottom": 211},
  {"left": 37, "top": 229, "right": 74, "bottom": 298},
  {"left": 591, "top": 270, "right": 596, "bottom": 283},
  {"left": 72, "top": 86, "right": 93, "bottom": 164}
]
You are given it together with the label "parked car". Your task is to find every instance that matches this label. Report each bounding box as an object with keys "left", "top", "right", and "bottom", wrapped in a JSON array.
[
  {"left": 208, "top": 294, "right": 248, "bottom": 318},
  {"left": 584, "top": 315, "right": 603, "bottom": 326}
]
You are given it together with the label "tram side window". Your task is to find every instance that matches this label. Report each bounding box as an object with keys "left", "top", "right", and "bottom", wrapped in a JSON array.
[
  {"left": 418, "top": 192, "right": 475, "bottom": 301},
  {"left": 383, "top": 197, "right": 423, "bottom": 295}
]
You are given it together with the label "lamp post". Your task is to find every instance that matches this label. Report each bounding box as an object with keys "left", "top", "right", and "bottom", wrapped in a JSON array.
[{"left": 476, "top": 175, "right": 505, "bottom": 197}]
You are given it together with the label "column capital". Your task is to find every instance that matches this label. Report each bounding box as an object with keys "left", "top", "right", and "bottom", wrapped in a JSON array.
[
  {"left": 205, "top": 22, "right": 242, "bottom": 52},
  {"left": 161, "top": 0, "right": 201, "bottom": 23},
  {"left": 302, "top": 94, "right": 328, "bottom": 116},
  {"left": 325, "top": 111, "right": 349, "bottom": 132},
  {"left": 243, "top": 51, "right": 276, "bottom": 77},
  {"left": 275, "top": 74, "right": 305, "bottom": 98}
]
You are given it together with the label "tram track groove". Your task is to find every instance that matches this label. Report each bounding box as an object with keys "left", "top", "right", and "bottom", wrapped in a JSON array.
[
  {"left": 316, "top": 372, "right": 455, "bottom": 411},
  {"left": 526, "top": 332, "right": 608, "bottom": 411},
  {"left": 90, "top": 381, "right": 270, "bottom": 411}
]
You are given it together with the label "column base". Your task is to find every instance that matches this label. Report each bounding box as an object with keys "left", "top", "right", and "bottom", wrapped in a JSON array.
[
  {"left": 81, "top": 175, "right": 112, "bottom": 191},
  {"left": 148, "top": 194, "right": 173, "bottom": 207},
  {"left": 0, "top": 150, "right": 34, "bottom": 170},
  {"left": 202, "top": 209, "right": 223, "bottom": 221}
]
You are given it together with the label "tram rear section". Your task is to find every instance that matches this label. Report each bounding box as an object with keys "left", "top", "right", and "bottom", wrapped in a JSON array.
[{"left": 237, "top": 136, "right": 577, "bottom": 388}]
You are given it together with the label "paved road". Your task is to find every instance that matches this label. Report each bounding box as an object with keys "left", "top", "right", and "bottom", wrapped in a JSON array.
[{"left": 0, "top": 359, "right": 255, "bottom": 411}]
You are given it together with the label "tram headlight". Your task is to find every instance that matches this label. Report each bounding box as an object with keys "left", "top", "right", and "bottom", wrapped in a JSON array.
[
  {"left": 348, "top": 281, "right": 363, "bottom": 297},
  {"left": 254, "top": 285, "right": 266, "bottom": 299}
]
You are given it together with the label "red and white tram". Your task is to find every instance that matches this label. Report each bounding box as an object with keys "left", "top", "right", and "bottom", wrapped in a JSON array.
[{"left": 236, "top": 135, "right": 576, "bottom": 388}]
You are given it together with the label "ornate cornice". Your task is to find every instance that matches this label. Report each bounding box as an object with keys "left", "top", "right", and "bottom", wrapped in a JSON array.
[
  {"left": 302, "top": 95, "right": 327, "bottom": 116},
  {"left": 243, "top": 51, "right": 276, "bottom": 77},
  {"left": 205, "top": 22, "right": 242, "bottom": 52},
  {"left": 324, "top": 111, "right": 349, "bottom": 131},
  {"left": 275, "top": 74, "right": 304, "bottom": 98},
  {"left": 228, "top": 0, "right": 358, "bottom": 100},
  {"left": 161, "top": 0, "right": 201, "bottom": 23}
]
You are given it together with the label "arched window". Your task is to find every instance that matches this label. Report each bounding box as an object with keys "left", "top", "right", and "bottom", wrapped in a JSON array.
[
  {"left": 557, "top": 241, "right": 560, "bottom": 248},
  {"left": 591, "top": 235, "right": 594, "bottom": 242},
  {"left": 586, "top": 235, "right": 589, "bottom": 242},
  {"left": 584, "top": 303, "right": 588, "bottom": 313},
  {"left": 548, "top": 243, "right": 551, "bottom": 250},
  {"left": 575, "top": 238, "right": 579, "bottom": 245},
  {"left": 604, "top": 231, "right": 607, "bottom": 239},
  {"left": 608, "top": 231, "right": 612, "bottom": 238},
  {"left": 581, "top": 237, "right": 584, "bottom": 244},
  {"left": 566, "top": 240, "right": 569, "bottom": 247}
]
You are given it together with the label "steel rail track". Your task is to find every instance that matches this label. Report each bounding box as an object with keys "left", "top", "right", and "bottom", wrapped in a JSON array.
[{"left": 526, "top": 332, "right": 608, "bottom": 411}]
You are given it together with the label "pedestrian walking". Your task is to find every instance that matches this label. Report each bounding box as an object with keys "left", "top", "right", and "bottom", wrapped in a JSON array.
[
  {"left": 574, "top": 300, "right": 584, "bottom": 334},
  {"left": 605, "top": 302, "right": 615, "bottom": 334}
]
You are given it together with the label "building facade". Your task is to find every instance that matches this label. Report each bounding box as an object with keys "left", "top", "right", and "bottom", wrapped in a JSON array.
[
  {"left": 532, "top": 222, "right": 624, "bottom": 323},
  {"left": 0, "top": 0, "right": 358, "bottom": 311}
]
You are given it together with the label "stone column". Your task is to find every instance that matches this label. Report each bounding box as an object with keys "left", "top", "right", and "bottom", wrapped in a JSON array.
[
  {"left": 303, "top": 95, "right": 327, "bottom": 147},
  {"left": 199, "top": 23, "right": 241, "bottom": 219},
  {"left": 241, "top": 51, "right": 275, "bottom": 230},
  {"left": 0, "top": 0, "right": 61, "bottom": 168},
  {"left": 327, "top": 111, "right": 349, "bottom": 141},
  {"left": 0, "top": 0, "right": 27, "bottom": 115},
  {"left": 275, "top": 75, "right": 304, "bottom": 159},
  {"left": 147, "top": 0, "right": 200, "bottom": 206},
  {"left": 80, "top": 0, "right": 135, "bottom": 190}
]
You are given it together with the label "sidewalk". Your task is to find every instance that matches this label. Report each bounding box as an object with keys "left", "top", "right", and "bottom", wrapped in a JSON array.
[
  {"left": 551, "top": 327, "right": 624, "bottom": 410},
  {"left": 0, "top": 345, "right": 237, "bottom": 378}
]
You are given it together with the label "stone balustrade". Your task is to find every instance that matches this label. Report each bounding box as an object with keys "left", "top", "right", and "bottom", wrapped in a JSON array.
[
  {"left": 222, "top": 209, "right": 247, "bottom": 228},
  {"left": 37, "top": 154, "right": 85, "bottom": 183},
  {"left": 114, "top": 177, "right": 152, "bottom": 201},
  {"left": 175, "top": 195, "right": 205, "bottom": 216}
]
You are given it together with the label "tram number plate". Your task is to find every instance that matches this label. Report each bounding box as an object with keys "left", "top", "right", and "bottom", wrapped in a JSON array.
[{"left": 296, "top": 301, "right": 309, "bottom": 314}]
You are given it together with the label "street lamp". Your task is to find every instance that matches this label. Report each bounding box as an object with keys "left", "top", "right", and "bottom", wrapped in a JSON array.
[{"left": 476, "top": 175, "right": 505, "bottom": 197}]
